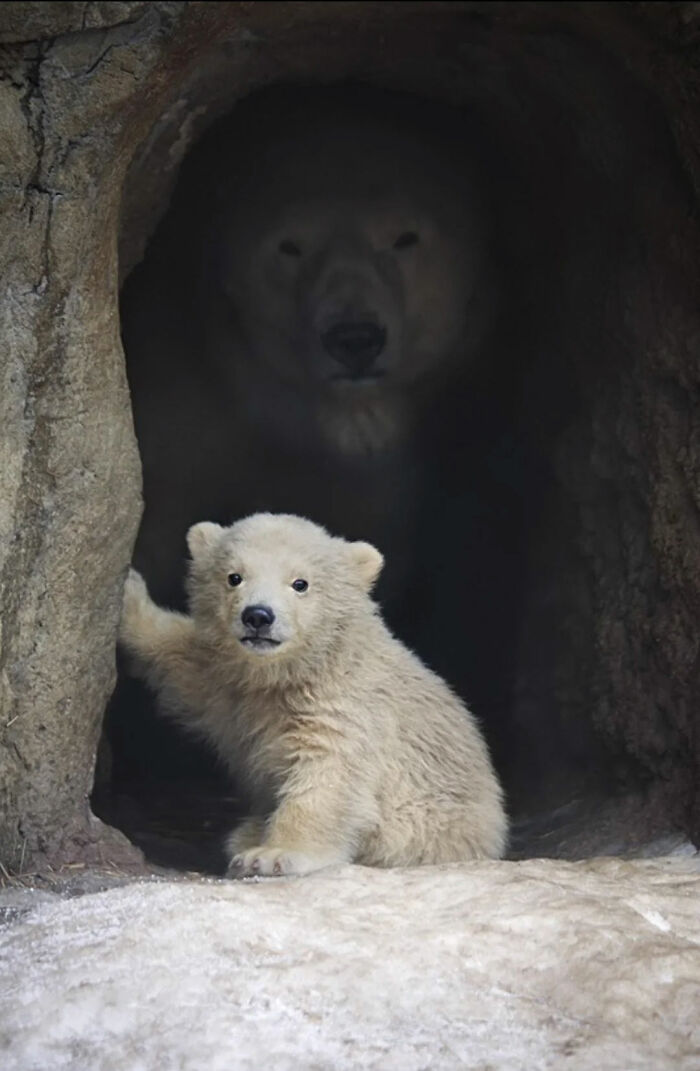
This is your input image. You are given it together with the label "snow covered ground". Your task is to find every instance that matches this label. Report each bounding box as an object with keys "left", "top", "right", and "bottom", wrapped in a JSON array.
[{"left": 2, "top": 852, "right": 700, "bottom": 1070}]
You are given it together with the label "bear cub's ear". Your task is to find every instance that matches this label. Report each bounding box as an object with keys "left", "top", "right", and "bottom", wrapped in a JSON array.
[
  {"left": 187, "top": 521, "right": 224, "bottom": 558},
  {"left": 347, "top": 541, "right": 384, "bottom": 590}
]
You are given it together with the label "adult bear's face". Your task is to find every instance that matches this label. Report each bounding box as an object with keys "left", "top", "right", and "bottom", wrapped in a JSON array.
[{"left": 214, "top": 113, "right": 492, "bottom": 450}]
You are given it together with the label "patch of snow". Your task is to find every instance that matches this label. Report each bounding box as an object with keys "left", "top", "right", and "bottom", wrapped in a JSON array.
[{"left": 1, "top": 855, "right": 700, "bottom": 1070}]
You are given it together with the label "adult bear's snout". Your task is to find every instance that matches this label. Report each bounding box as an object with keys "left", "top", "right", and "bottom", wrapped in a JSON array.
[{"left": 322, "top": 321, "right": 387, "bottom": 378}]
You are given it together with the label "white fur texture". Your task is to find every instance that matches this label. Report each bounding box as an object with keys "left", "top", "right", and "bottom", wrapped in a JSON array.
[{"left": 119, "top": 513, "right": 507, "bottom": 876}]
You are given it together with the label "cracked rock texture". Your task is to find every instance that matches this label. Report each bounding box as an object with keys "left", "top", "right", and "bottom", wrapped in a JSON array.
[{"left": 0, "top": 1, "right": 700, "bottom": 874}]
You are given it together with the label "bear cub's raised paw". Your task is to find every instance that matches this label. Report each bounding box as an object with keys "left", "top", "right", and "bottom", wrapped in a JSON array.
[{"left": 122, "top": 567, "right": 148, "bottom": 617}]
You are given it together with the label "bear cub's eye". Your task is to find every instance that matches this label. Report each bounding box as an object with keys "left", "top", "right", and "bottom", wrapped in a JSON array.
[
  {"left": 279, "top": 240, "right": 302, "bottom": 258},
  {"left": 227, "top": 573, "right": 243, "bottom": 587},
  {"left": 291, "top": 578, "right": 309, "bottom": 593},
  {"left": 394, "top": 231, "right": 419, "bottom": 250}
]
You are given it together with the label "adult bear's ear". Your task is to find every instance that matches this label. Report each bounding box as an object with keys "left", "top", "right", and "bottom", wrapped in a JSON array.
[
  {"left": 347, "top": 541, "right": 384, "bottom": 591},
  {"left": 187, "top": 522, "right": 223, "bottom": 558}
]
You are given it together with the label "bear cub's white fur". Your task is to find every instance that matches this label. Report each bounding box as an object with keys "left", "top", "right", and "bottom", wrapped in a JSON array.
[{"left": 119, "top": 513, "right": 507, "bottom": 876}]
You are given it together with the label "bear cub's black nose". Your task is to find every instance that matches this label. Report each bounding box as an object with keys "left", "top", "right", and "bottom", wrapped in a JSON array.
[{"left": 241, "top": 604, "right": 275, "bottom": 630}]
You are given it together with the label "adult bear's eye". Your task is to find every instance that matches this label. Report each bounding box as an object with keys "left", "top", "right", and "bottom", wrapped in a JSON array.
[
  {"left": 279, "top": 240, "right": 302, "bottom": 257},
  {"left": 292, "top": 578, "right": 309, "bottom": 592},
  {"left": 227, "top": 573, "right": 243, "bottom": 587},
  {"left": 394, "top": 231, "right": 419, "bottom": 250}
]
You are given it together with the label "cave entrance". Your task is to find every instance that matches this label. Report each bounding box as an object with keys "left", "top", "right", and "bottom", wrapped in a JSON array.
[{"left": 93, "top": 13, "right": 697, "bottom": 871}]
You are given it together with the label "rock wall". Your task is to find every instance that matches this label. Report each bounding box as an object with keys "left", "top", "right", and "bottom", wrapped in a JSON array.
[{"left": 0, "top": 1, "right": 180, "bottom": 870}]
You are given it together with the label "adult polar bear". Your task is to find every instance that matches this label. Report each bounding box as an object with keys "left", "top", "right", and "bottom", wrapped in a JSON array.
[
  {"left": 209, "top": 89, "right": 493, "bottom": 457},
  {"left": 123, "top": 86, "right": 496, "bottom": 623}
]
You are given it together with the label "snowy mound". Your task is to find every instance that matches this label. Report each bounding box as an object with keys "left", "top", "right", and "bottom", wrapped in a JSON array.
[{"left": 2, "top": 856, "right": 700, "bottom": 1070}]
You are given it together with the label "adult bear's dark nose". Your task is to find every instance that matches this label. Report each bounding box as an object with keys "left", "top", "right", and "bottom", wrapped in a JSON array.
[
  {"left": 322, "top": 322, "right": 386, "bottom": 378},
  {"left": 241, "top": 605, "right": 275, "bottom": 630}
]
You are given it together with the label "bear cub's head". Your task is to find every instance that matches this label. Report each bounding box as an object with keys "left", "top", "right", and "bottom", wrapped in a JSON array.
[{"left": 186, "top": 513, "right": 383, "bottom": 669}]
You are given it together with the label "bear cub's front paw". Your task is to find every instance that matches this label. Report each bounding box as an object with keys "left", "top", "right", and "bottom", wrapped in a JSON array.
[
  {"left": 119, "top": 567, "right": 150, "bottom": 640},
  {"left": 227, "top": 845, "right": 338, "bottom": 878}
]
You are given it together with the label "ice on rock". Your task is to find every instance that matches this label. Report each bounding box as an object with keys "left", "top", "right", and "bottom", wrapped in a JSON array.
[{"left": 1, "top": 855, "right": 700, "bottom": 1070}]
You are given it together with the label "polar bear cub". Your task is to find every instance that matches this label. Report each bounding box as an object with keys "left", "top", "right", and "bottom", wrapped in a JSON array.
[{"left": 119, "top": 513, "right": 507, "bottom": 876}]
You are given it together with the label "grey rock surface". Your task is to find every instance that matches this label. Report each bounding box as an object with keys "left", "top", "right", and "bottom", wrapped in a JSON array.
[
  {"left": 0, "top": 3, "right": 150, "bottom": 44},
  {"left": 0, "top": 3, "right": 176, "bottom": 870}
]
